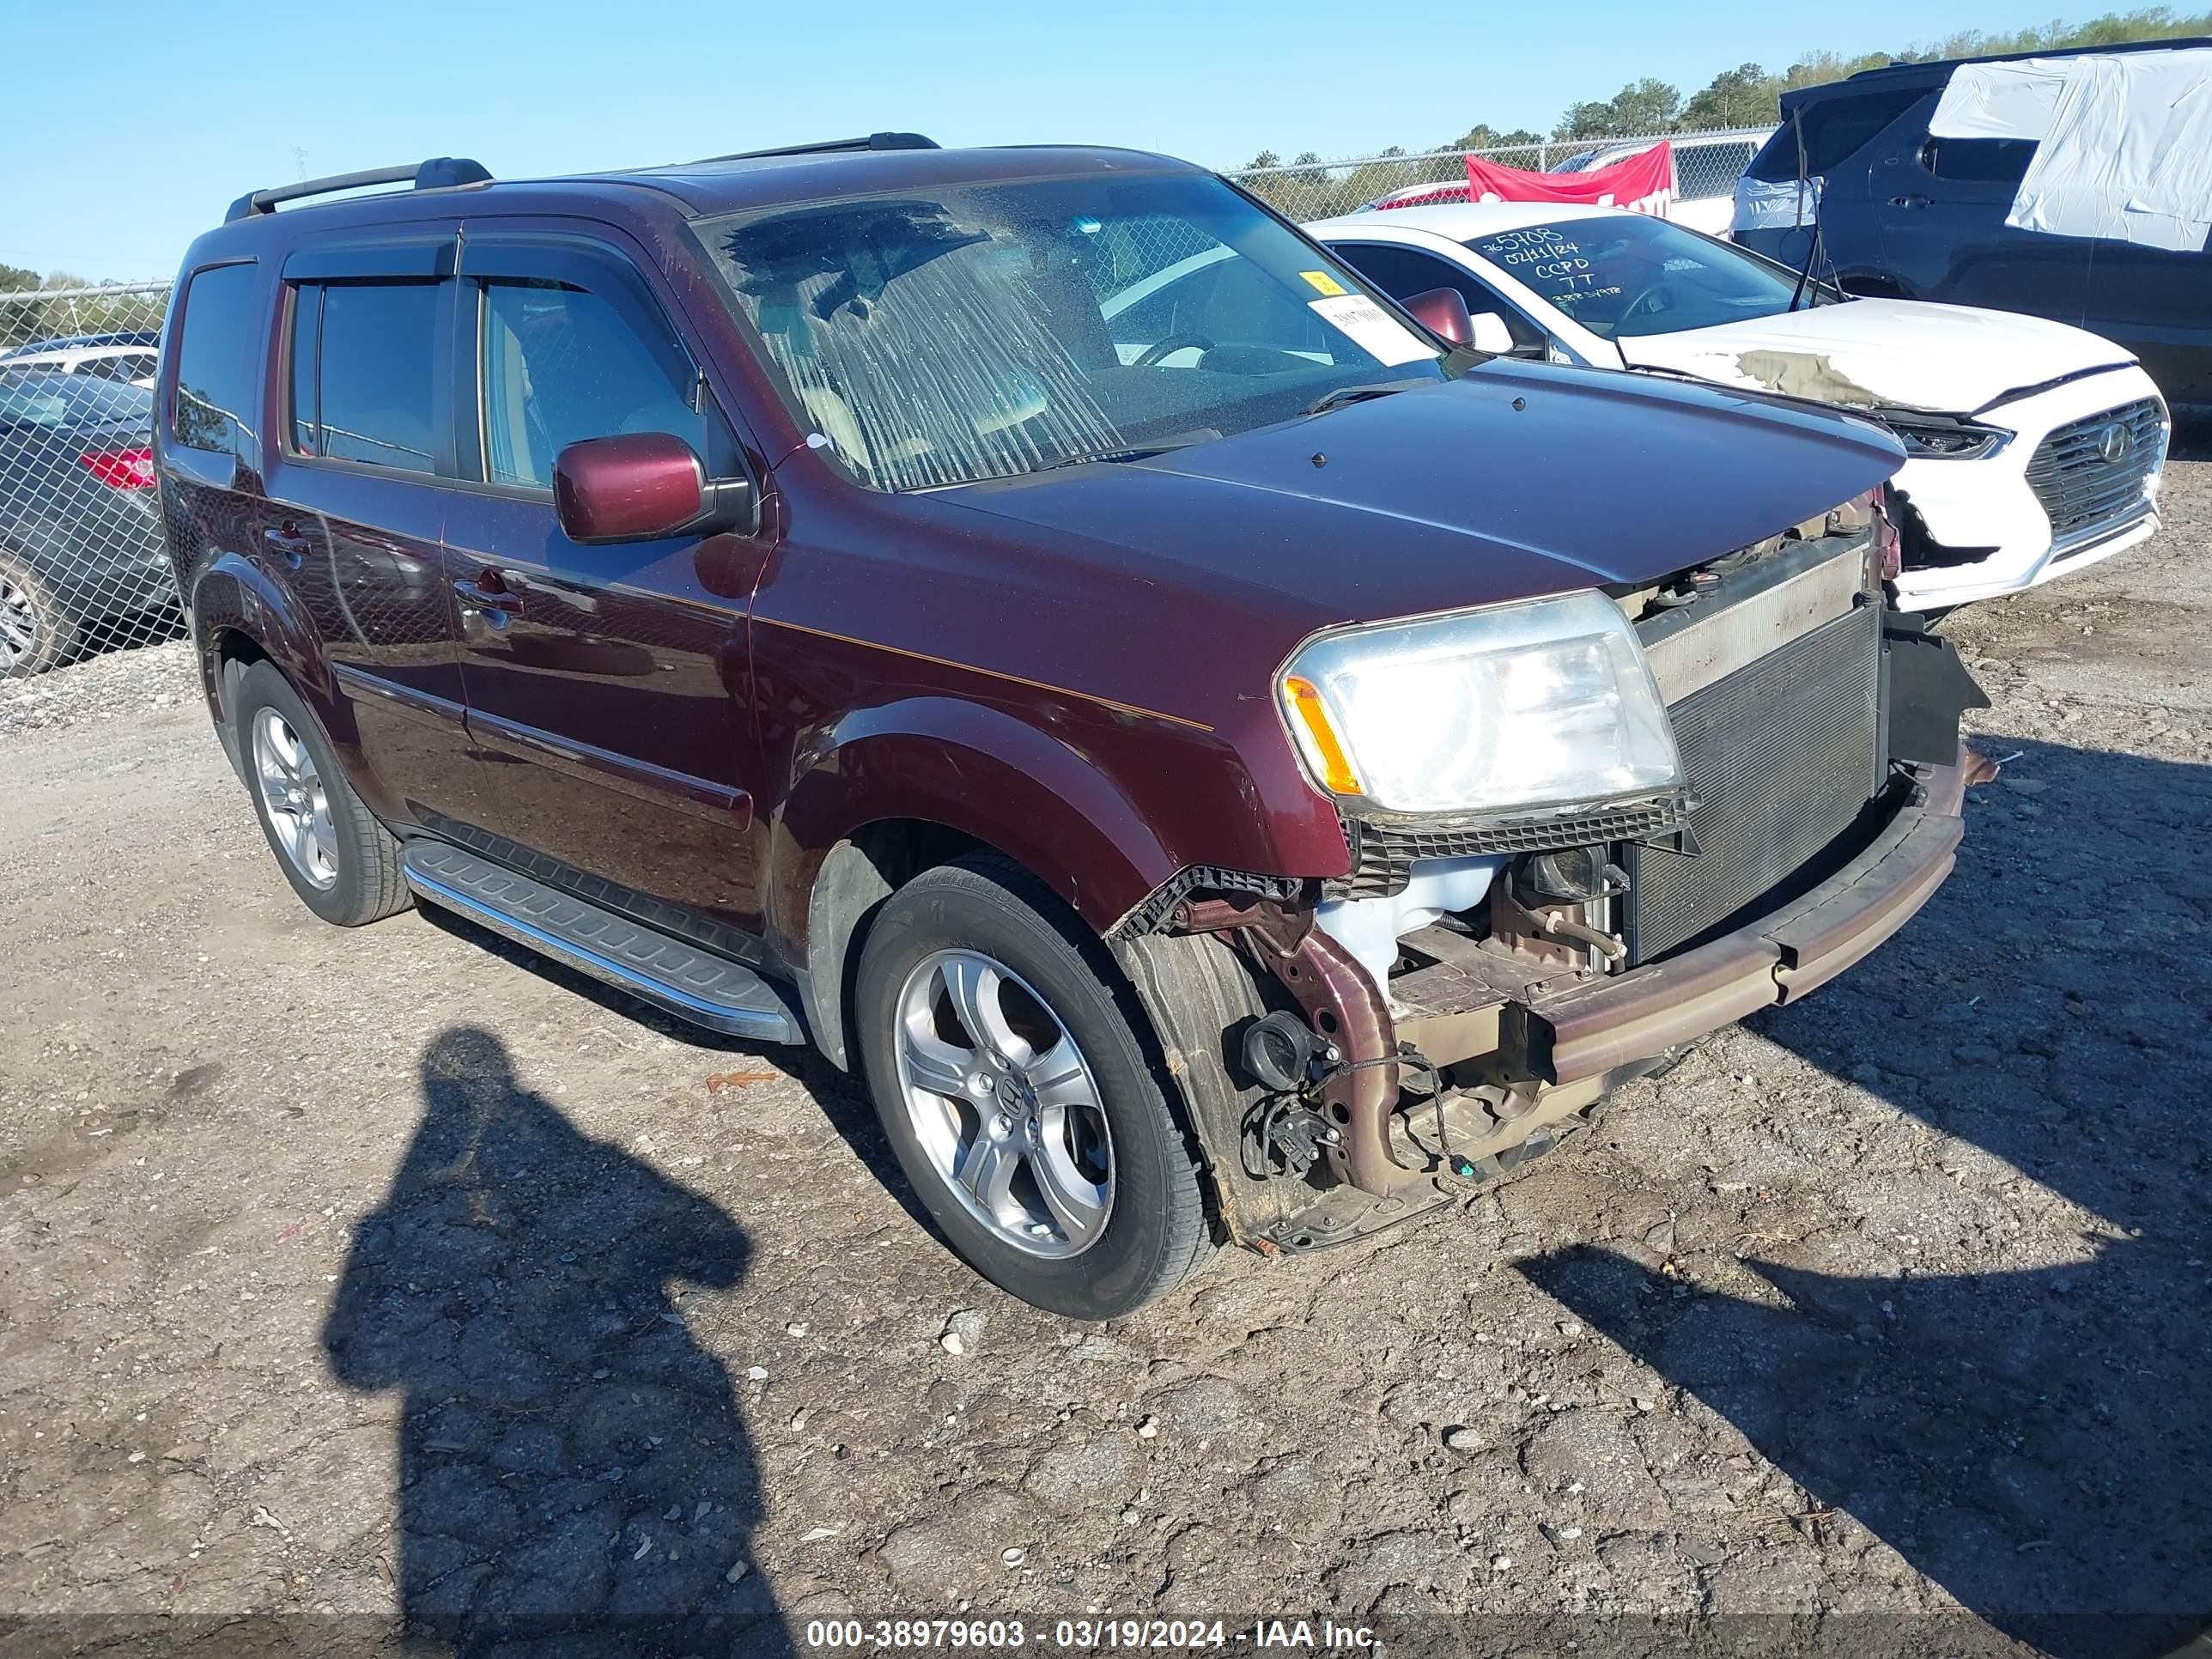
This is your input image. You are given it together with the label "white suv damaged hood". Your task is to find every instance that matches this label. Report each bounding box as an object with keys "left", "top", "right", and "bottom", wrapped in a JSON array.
[{"left": 1614, "top": 297, "right": 2137, "bottom": 416}]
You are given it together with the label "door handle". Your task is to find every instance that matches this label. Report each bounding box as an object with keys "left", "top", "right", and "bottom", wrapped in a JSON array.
[
  {"left": 1888, "top": 194, "right": 1931, "bottom": 209},
  {"left": 262, "top": 526, "right": 310, "bottom": 569},
  {"left": 453, "top": 573, "right": 523, "bottom": 631},
  {"left": 453, "top": 574, "right": 524, "bottom": 614}
]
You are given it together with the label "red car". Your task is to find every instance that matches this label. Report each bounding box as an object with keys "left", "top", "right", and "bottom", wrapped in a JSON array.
[{"left": 156, "top": 139, "right": 1987, "bottom": 1316}]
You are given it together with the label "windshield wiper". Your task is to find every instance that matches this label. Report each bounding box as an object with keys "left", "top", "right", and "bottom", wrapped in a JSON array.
[
  {"left": 1028, "top": 430, "right": 1219, "bottom": 475},
  {"left": 1304, "top": 382, "right": 1416, "bottom": 417}
]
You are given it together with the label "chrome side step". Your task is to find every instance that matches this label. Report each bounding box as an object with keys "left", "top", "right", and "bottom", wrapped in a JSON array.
[{"left": 401, "top": 841, "right": 806, "bottom": 1044}]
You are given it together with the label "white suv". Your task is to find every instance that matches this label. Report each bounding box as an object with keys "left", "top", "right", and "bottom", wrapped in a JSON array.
[{"left": 0, "top": 338, "right": 161, "bottom": 387}]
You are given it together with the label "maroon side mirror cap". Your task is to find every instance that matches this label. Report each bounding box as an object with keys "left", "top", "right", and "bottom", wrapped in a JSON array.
[
  {"left": 552, "top": 433, "right": 754, "bottom": 544},
  {"left": 1401, "top": 286, "right": 1474, "bottom": 347}
]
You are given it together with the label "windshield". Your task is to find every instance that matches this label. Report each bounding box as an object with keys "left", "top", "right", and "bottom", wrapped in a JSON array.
[
  {"left": 697, "top": 172, "right": 1448, "bottom": 490},
  {"left": 1468, "top": 215, "right": 1814, "bottom": 340},
  {"left": 0, "top": 371, "right": 153, "bottom": 431}
]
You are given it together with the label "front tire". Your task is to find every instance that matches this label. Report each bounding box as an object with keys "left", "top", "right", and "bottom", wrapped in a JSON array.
[
  {"left": 854, "top": 854, "right": 1212, "bottom": 1318},
  {"left": 230, "top": 660, "right": 410, "bottom": 927}
]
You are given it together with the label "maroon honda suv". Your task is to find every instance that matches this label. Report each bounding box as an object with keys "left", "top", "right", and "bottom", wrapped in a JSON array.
[{"left": 157, "top": 137, "right": 1987, "bottom": 1317}]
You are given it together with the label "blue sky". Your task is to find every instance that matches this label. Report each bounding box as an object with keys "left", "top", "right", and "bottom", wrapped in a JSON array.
[{"left": 5, "top": 0, "right": 2066, "bottom": 279}]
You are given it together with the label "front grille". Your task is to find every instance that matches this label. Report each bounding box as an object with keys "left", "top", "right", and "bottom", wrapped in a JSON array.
[
  {"left": 1335, "top": 793, "right": 1692, "bottom": 899},
  {"left": 1621, "top": 605, "right": 1882, "bottom": 963},
  {"left": 2024, "top": 397, "right": 2166, "bottom": 542}
]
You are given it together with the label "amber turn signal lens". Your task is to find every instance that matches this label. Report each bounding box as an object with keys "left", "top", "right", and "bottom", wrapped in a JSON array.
[{"left": 1282, "top": 675, "right": 1362, "bottom": 796}]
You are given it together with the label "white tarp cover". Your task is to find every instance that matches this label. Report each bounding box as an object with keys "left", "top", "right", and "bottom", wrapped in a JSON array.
[
  {"left": 1927, "top": 57, "right": 2075, "bottom": 141},
  {"left": 2012, "top": 52, "right": 2212, "bottom": 251},
  {"left": 1930, "top": 48, "right": 2212, "bottom": 252},
  {"left": 1731, "top": 174, "right": 1821, "bottom": 232}
]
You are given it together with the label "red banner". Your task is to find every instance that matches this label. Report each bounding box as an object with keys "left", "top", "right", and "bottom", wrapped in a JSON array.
[
  {"left": 1372, "top": 140, "right": 1675, "bottom": 216},
  {"left": 1466, "top": 140, "right": 1674, "bottom": 216}
]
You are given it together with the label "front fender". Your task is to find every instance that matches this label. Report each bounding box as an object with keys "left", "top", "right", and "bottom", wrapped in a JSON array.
[{"left": 768, "top": 695, "right": 1177, "bottom": 956}]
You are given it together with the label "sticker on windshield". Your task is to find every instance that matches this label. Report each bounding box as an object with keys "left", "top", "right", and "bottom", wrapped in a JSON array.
[
  {"left": 1306, "top": 295, "right": 1433, "bottom": 366},
  {"left": 1300, "top": 270, "right": 1349, "bottom": 297}
]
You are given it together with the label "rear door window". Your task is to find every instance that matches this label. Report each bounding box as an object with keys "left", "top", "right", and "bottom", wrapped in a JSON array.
[
  {"left": 172, "top": 261, "right": 258, "bottom": 455},
  {"left": 300, "top": 283, "right": 443, "bottom": 474},
  {"left": 1747, "top": 88, "right": 1931, "bottom": 180},
  {"left": 1922, "top": 137, "right": 2038, "bottom": 184}
]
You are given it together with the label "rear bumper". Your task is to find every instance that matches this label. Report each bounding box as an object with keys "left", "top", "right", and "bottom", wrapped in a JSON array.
[{"left": 1521, "top": 751, "right": 1972, "bottom": 1084}]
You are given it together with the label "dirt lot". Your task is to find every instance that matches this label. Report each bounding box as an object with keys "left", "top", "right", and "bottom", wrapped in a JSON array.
[{"left": 3, "top": 440, "right": 2209, "bottom": 1659}]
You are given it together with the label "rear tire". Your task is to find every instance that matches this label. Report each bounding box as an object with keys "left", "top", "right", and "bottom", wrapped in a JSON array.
[
  {"left": 854, "top": 854, "right": 1212, "bottom": 1318},
  {"left": 0, "top": 554, "right": 80, "bottom": 678},
  {"left": 230, "top": 660, "right": 410, "bottom": 927}
]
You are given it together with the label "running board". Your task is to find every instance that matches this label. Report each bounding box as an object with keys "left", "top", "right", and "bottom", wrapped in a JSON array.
[{"left": 401, "top": 841, "right": 806, "bottom": 1044}]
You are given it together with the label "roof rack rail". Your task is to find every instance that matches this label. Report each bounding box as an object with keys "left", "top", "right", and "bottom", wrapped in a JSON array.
[
  {"left": 224, "top": 156, "right": 493, "bottom": 223},
  {"left": 696, "top": 131, "right": 939, "bottom": 164}
]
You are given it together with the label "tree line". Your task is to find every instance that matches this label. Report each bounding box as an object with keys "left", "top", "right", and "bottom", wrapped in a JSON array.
[{"left": 1239, "top": 5, "right": 2212, "bottom": 168}]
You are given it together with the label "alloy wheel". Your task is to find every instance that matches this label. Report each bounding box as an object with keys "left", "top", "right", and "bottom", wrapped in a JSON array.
[
  {"left": 892, "top": 948, "right": 1115, "bottom": 1258},
  {"left": 251, "top": 708, "right": 339, "bottom": 890},
  {"left": 0, "top": 574, "right": 38, "bottom": 671}
]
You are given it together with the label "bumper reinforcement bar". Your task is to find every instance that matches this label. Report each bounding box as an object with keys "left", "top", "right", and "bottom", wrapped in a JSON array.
[{"left": 1518, "top": 754, "right": 1972, "bottom": 1086}]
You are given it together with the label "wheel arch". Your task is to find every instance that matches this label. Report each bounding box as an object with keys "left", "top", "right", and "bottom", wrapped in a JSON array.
[
  {"left": 774, "top": 700, "right": 1182, "bottom": 1070},
  {"left": 186, "top": 552, "right": 350, "bottom": 757},
  {"left": 205, "top": 625, "right": 272, "bottom": 785},
  {"left": 794, "top": 817, "right": 983, "bottom": 1072}
]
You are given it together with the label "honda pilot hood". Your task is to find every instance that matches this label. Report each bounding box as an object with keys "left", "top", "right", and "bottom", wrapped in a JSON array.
[
  {"left": 945, "top": 359, "right": 1904, "bottom": 630},
  {"left": 1613, "top": 298, "right": 2137, "bottom": 416}
]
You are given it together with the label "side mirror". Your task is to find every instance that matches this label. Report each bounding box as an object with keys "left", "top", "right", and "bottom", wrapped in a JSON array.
[
  {"left": 552, "top": 433, "right": 754, "bottom": 544},
  {"left": 1401, "top": 286, "right": 1474, "bottom": 346},
  {"left": 1469, "top": 312, "right": 1517, "bottom": 356}
]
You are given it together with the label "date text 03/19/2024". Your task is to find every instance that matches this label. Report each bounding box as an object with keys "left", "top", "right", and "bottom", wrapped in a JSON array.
[{"left": 800, "top": 1618, "right": 1382, "bottom": 1650}]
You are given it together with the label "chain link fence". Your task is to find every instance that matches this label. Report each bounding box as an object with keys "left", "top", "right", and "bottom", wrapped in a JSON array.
[
  {"left": 0, "top": 283, "right": 181, "bottom": 677},
  {"left": 1228, "top": 126, "right": 1771, "bottom": 222}
]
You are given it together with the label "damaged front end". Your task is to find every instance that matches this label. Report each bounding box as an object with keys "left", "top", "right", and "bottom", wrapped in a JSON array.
[
  {"left": 1118, "top": 495, "right": 1990, "bottom": 1255},
  {"left": 1628, "top": 334, "right": 2172, "bottom": 610}
]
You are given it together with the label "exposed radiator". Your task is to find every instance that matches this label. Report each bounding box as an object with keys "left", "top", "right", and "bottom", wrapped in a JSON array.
[{"left": 1621, "top": 603, "right": 1883, "bottom": 963}]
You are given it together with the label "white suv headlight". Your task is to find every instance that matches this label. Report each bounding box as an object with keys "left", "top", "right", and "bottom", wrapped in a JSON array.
[{"left": 1279, "top": 592, "right": 1683, "bottom": 817}]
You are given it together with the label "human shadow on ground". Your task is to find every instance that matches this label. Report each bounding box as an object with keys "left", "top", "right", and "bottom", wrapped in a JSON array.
[
  {"left": 324, "top": 1025, "right": 790, "bottom": 1656},
  {"left": 410, "top": 901, "right": 945, "bottom": 1325},
  {"left": 1524, "top": 738, "right": 2212, "bottom": 1659}
]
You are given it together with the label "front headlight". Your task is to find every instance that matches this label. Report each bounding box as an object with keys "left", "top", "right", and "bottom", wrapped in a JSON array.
[
  {"left": 1279, "top": 592, "right": 1683, "bottom": 817},
  {"left": 1883, "top": 413, "right": 2010, "bottom": 461}
]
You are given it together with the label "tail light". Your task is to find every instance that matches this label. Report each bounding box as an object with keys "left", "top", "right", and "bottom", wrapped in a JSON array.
[{"left": 79, "top": 447, "right": 155, "bottom": 490}]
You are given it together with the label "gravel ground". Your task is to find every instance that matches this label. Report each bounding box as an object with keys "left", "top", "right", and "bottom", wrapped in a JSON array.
[{"left": 2, "top": 441, "right": 2208, "bottom": 1659}]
